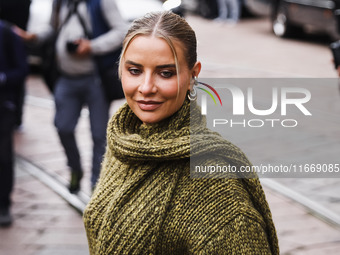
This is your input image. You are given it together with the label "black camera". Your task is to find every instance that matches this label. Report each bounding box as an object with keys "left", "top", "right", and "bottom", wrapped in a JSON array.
[
  {"left": 330, "top": 40, "right": 340, "bottom": 69},
  {"left": 66, "top": 41, "right": 79, "bottom": 53}
]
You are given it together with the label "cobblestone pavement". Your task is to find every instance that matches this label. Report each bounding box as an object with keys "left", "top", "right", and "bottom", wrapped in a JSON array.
[
  {"left": 0, "top": 161, "right": 89, "bottom": 255},
  {"left": 273, "top": 178, "right": 340, "bottom": 217}
]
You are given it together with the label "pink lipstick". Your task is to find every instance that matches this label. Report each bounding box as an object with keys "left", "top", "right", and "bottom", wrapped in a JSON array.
[{"left": 137, "top": 100, "right": 162, "bottom": 111}]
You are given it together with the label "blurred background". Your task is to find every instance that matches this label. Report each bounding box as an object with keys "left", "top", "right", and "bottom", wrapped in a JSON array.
[
  {"left": 25, "top": 0, "right": 340, "bottom": 75},
  {"left": 1, "top": 0, "right": 340, "bottom": 254}
]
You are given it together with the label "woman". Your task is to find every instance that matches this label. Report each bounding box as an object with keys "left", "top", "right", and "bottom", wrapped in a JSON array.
[{"left": 83, "top": 11, "right": 279, "bottom": 254}]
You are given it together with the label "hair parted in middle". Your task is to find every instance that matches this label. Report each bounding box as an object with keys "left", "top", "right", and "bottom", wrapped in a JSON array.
[{"left": 118, "top": 11, "right": 198, "bottom": 78}]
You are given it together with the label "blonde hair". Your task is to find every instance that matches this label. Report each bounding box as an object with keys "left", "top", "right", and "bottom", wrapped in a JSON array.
[{"left": 118, "top": 11, "right": 197, "bottom": 79}]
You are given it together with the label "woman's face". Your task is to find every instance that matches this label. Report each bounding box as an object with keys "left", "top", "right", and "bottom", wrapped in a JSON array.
[{"left": 121, "top": 35, "right": 201, "bottom": 124}]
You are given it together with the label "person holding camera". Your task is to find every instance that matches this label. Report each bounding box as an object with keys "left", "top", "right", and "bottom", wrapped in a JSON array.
[{"left": 16, "top": 0, "right": 128, "bottom": 193}]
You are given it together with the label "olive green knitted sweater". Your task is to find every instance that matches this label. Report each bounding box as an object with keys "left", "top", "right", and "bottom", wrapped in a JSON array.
[{"left": 83, "top": 99, "right": 279, "bottom": 254}]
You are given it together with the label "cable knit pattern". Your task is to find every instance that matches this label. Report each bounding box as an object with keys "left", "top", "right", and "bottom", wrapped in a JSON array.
[{"left": 83, "top": 99, "right": 279, "bottom": 254}]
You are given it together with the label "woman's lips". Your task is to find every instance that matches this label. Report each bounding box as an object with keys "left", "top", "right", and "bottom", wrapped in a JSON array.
[{"left": 137, "top": 100, "right": 163, "bottom": 111}]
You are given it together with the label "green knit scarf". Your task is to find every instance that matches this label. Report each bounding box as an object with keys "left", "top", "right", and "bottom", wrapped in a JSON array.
[{"left": 84, "top": 99, "right": 279, "bottom": 254}]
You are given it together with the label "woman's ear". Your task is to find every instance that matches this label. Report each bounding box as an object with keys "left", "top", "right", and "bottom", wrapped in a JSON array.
[
  {"left": 188, "top": 61, "right": 202, "bottom": 90},
  {"left": 192, "top": 61, "right": 202, "bottom": 78}
]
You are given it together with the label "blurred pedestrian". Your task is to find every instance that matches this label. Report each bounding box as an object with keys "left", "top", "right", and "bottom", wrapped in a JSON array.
[
  {"left": 215, "top": 0, "right": 241, "bottom": 24},
  {"left": 0, "top": 0, "right": 31, "bottom": 30},
  {"left": 0, "top": 0, "right": 31, "bottom": 129},
  {"left": 16, "top": 0, "right": 128, "bottom": 193},
  {"left": 329, "top": 40, "right": 340, "bottom": 92},
  {"left": 0, "top": 20, "right": 28, "bottom": 227},
  {"left": 84, "top": 11, "right": 279, "bottom": 254}
]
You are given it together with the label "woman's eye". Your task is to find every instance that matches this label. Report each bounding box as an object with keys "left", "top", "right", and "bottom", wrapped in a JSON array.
[
  {"left": 160, "top": 71, "right": 174, "bottom": 78},
  {"left": 128, "top": 68, "right": 141, "bottom": 75}
]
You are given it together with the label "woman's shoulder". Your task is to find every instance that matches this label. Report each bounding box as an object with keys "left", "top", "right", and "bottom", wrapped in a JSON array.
[
  {"left": 191, "top": 127, "right": 253, "bottom": 176},
  {"left": 174, "top": 174, "right": 265, "bottom": 223},
  {"left": 160, "top": 175, "right": 275, "bottom": 253}
]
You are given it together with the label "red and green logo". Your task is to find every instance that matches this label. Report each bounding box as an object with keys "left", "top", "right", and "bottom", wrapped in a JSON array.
[{"left": 197, "top": 81, "right": 223, "bottom": 106}]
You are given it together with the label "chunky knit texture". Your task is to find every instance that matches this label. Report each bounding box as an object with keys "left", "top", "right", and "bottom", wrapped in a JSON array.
[{"left": 83, "top": 99, "right": 279, "bottom": 254}]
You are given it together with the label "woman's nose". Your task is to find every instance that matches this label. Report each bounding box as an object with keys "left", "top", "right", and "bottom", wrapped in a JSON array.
[{"left": 138, "top": 73, "right": 157, "bottom": 95}]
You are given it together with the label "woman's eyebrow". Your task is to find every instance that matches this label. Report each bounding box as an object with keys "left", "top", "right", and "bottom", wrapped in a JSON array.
[
  {"left": 125, "top": 60, "right": 176, "bottom": 69},
  {"left": 156, "top": 64, "right": 176, "bottom": 69},
  {"left": 125, "top": 60, "right": 142, "bottom": 67}
]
